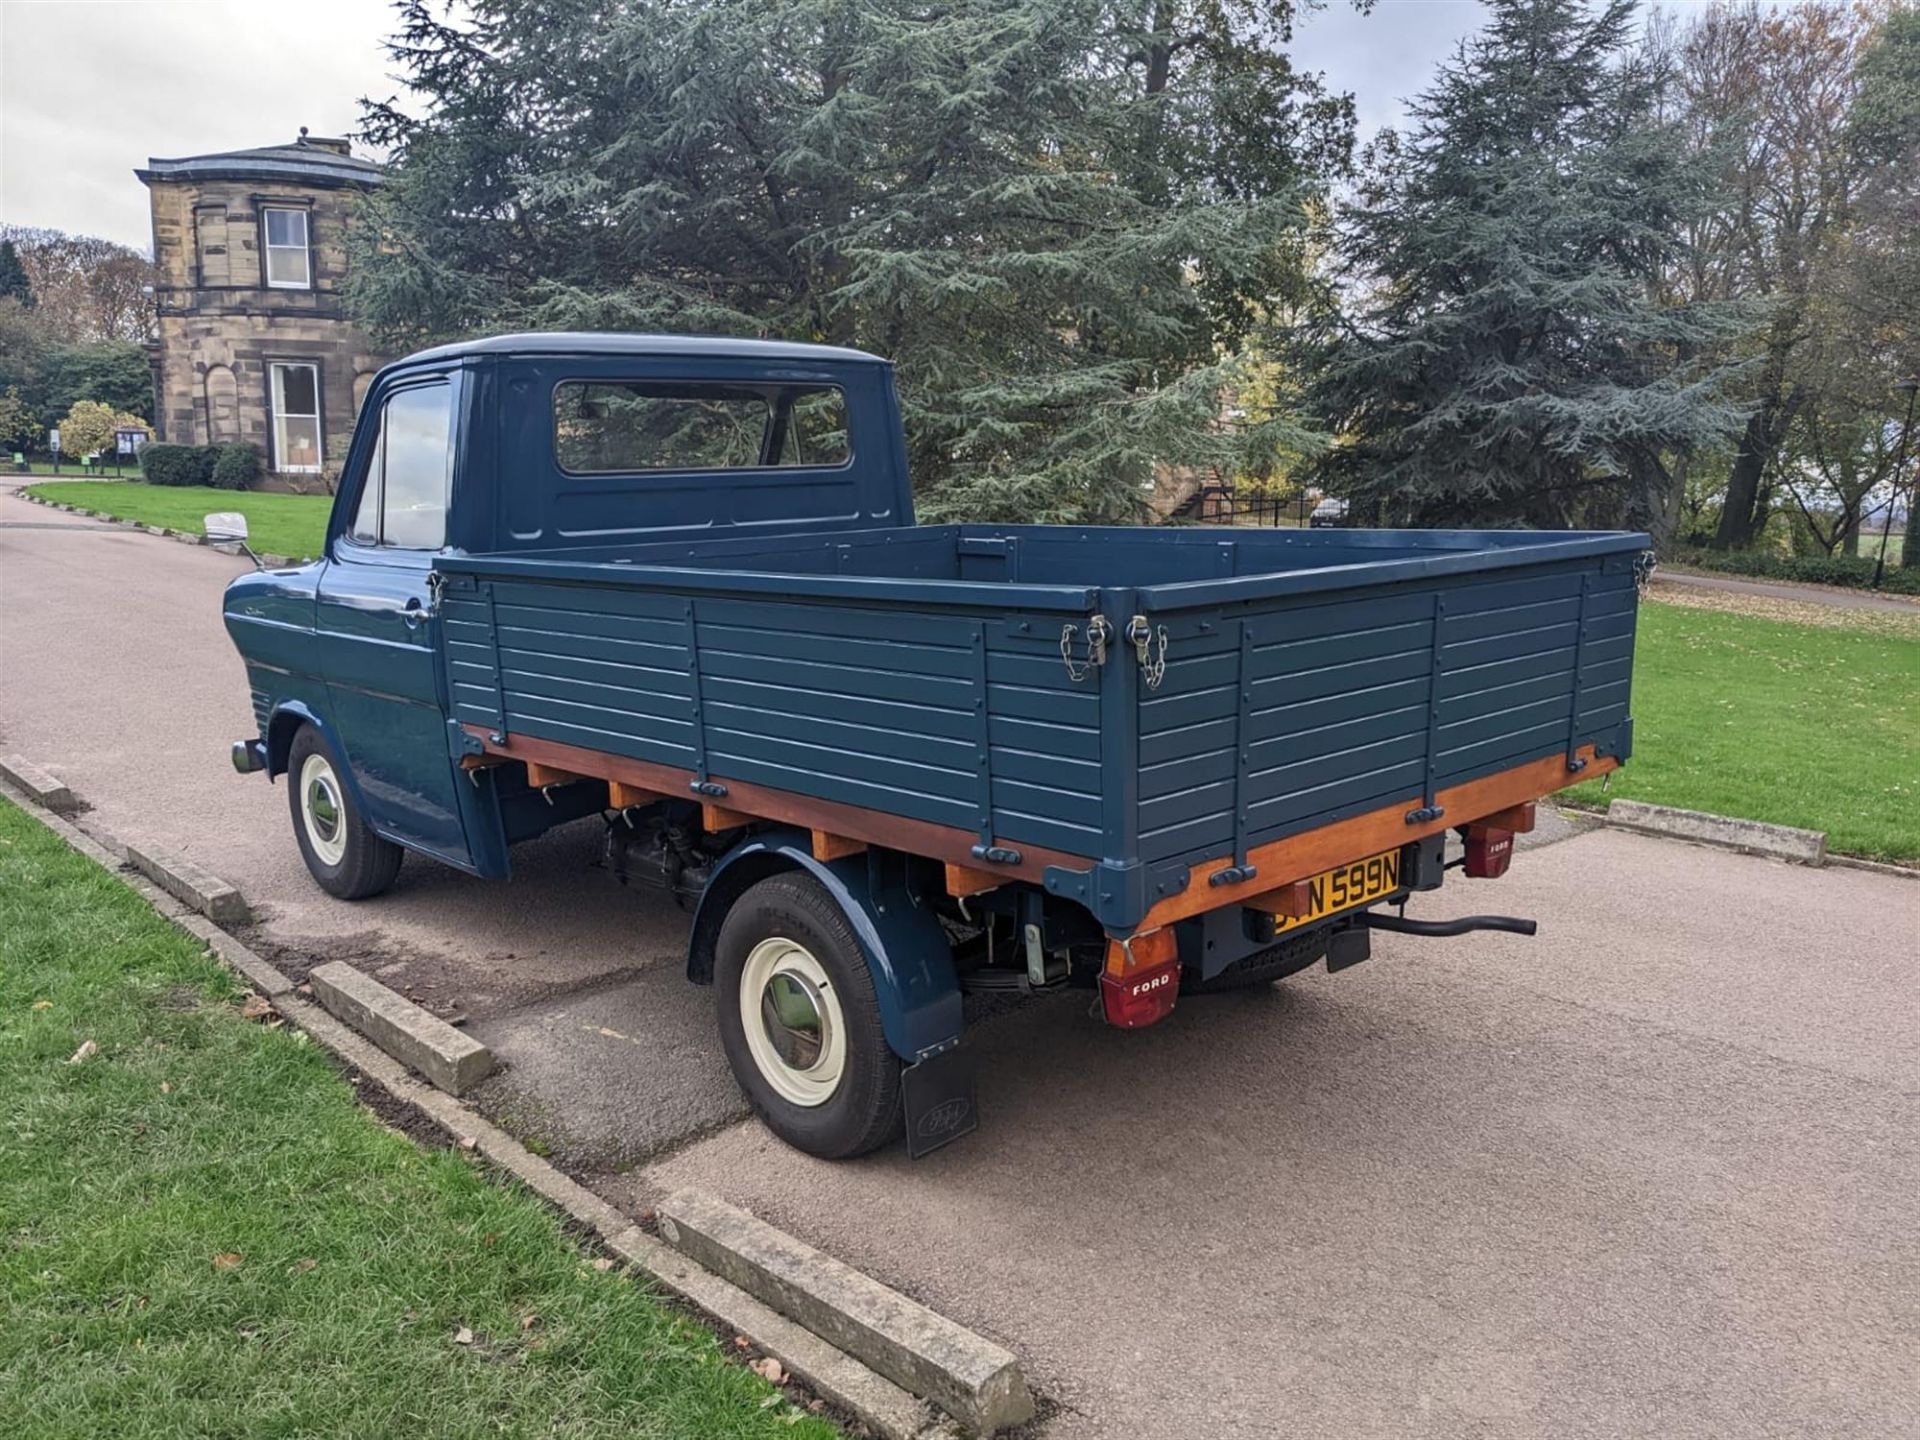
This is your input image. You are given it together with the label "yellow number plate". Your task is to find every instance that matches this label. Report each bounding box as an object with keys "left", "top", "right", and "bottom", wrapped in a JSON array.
[{"left": 1272, "top": 849, "right": 1404, "bottom": 935}]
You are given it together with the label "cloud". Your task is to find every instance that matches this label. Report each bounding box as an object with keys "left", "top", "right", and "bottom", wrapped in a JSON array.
[{"left": 0, "top": 0, "right": 405, "bottom": 250}]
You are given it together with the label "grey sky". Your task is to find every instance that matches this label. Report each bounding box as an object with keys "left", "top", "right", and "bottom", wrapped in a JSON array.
[{"left": 1, "top": 0, "right": 1720, "bottom": 254}]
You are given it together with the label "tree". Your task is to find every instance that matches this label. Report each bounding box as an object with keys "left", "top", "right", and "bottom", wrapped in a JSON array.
[
  {"left": 1849, "top": 4, "right": 1920, "bottom": 567},
  {"left": 1668, "top": 3, "right": 1871, "bottom": 550},
  {"left": 0, "top": 240, "right": 32, "bottom": 308},
  {"left": 0, "top": 386, "right": 36, "bottom": 454},
  {"left": 39, "top": 342, "right": 154, "bottom": 422},
  {"left": 1304, "top": 0, "right": 1748, "bottom": 531},
  {"left": 350, "top": 0, "right": 1355, "bottom": 522},
  {"left": 56, "top": 399, "right": 148, "bottom": 460},
  {"left": 0, "top": 226, "right": 155, "bottom": 344}
]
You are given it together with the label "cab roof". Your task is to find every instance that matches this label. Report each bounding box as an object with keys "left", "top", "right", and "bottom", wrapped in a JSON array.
[{"left": 399, "top": 331, "right": 889, "bottom": 368}]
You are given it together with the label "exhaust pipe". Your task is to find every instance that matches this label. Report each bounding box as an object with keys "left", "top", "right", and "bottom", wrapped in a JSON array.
[{"left": 1360, "top": 911, "right": 1537, "bottom": 938}]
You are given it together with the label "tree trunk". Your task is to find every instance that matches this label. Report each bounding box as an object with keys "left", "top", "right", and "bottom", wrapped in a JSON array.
[
  {"left": 1712, "top": 407, "right": 1772, "bottom": 550},
  {"left": 1902, "top": 488, "right": 1919, "bottom": 569}
]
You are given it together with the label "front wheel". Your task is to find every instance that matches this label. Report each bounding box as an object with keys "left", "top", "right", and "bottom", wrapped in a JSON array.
[
  {"left": 715, "top": 872, "right": 902, "bottom": 1158},
  {"left": 286, "top": 725, "right": 403, "bottom": 900}
]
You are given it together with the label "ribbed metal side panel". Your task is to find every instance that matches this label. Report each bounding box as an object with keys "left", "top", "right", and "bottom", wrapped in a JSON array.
[
  {"left": 1136, "top": 558, "right": 1638, "bottom": 865},
  {"left": 447, "top": 580, "right": 1105, "bottom": 856}
]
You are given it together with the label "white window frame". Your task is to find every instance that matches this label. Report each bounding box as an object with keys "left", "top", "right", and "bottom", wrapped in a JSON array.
[
  {"left": 270, "top": 362, "right": 323, "bottom": 473},
  {"left": 261, "top": 205, "right": 311, "bottom": 290}
]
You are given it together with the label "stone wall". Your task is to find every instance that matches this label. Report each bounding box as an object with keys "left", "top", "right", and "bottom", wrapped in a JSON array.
[{"left": 146, "top": 175, "right": 386, "bottom": 469}]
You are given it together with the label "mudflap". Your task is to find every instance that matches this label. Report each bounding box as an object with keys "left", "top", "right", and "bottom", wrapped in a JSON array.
[
  {"left": 901, "top": 1047, "right": 978, "bottom": 1159},
  {"left": 1326, "top": 923, "right": 1372, "bottom": 973}
]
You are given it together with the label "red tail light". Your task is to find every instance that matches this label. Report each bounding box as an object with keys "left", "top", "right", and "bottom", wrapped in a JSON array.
[
  {"left": 1101, "top": 929, "right": 1180, "bottom": 1028},
  {"left": 1464, "top": 826, "right": 1515, "bottom": 878}
]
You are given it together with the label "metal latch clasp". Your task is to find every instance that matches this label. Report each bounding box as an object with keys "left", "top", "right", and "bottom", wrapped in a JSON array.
[
  {"left": 1126, "top": 614, "right": 1169, "bottom": 690},
  {"left": 1060, "top": 614, "right": 1113, "bottom": 682}
]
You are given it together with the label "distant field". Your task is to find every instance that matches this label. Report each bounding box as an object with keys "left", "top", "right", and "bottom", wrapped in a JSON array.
[
  {"left": 1565, "top": 597, "right": 1920, "bottom": 862},
  {"left": 23, "top": 481, "right": 331, "bottom": 560}
]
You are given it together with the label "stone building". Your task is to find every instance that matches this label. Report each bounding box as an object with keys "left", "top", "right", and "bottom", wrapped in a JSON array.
[{"left": 136, "top": 131, "right": 388, "bottom": 480}]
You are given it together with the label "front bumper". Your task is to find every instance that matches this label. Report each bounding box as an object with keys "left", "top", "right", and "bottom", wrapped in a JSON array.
[{"left": 230, "top": 738, "right": 267, "bottom": 775}]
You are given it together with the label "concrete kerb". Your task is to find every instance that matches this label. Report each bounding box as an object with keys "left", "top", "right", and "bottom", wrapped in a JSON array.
[
  {"left": 1605, "top": 799, "right": 1828, "bottom": 866},
  {"left": 0, "top": 771, "right": 980, "bottom": 1440},
  {"left": 310, "top": 960, "right": 494, "bottom": 1096},
  {"left": 659, "top": 1189, "right": 1036, "bottom": 1434},
  {"left": 124, "top": 837, "right": 253, "bottom": 925},
  {"left": 0, "top": 754, "right": 81, "bottom": 813}
]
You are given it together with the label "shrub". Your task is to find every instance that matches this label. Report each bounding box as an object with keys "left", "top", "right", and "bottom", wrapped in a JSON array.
[
  {"left": 1663, "top": 546, "right": 1920, "bottom": 596},
  {"left": 139, "top": 443, "right": 210, "bottom": 487},
  {"left": 58, "top": 399, "right": 148, "bottom": 460},
  {"left": 209, "top": 442, "right": 260, "bottom": 491}
]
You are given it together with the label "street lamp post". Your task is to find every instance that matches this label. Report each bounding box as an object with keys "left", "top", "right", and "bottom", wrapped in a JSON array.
[{"left": 1874, "top": 376, "right": 1920, "bottom": 591}]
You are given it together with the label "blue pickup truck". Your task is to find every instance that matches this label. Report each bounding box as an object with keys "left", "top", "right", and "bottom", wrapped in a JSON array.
[{"left": 221, "top": 333, "right": 1648, "bottom": 1158}]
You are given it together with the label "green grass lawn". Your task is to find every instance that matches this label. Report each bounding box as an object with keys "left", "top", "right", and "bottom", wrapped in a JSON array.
[
  {"left": 1564, "top": 601, "right": 1920, "bottom": 861},
  {"left": 22, "top": 481, "right": 332, "bottom": 560},
  {"left": 0, "top": 798, "right": 835, "bottom": 1439}
]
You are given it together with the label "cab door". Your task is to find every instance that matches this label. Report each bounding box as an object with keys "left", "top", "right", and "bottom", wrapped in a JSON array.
[{"left": 313, "top": 376, "right": 474, "bottom": 867}]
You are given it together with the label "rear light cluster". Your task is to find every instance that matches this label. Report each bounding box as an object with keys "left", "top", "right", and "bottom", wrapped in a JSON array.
[
  {"left": 1100, "top": 928, "right": 1180, "bottom": 1028},
  {"left": 1463, "top": 826, "right": 1514, "bottom": 878},
  {"left": 1463, "top": 800, "right": 1534, "bottom": 879}
]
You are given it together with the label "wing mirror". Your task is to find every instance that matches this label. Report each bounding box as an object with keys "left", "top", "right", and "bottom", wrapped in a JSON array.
[{"left": 204, "top": 511, "right": 263, "bottom": 569}]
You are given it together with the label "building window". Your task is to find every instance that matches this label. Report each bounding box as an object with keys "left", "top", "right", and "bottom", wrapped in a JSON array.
[
  {"left": 270, "top": 362, "right": 323, "bottom": 472},
  {"left": 262, "top": 206, "right": 311, "bottom": 289}
]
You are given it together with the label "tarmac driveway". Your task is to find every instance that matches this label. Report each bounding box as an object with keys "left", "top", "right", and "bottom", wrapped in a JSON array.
[{"left": 3, "top": 488, "right": 1915, "bottom": 1438}]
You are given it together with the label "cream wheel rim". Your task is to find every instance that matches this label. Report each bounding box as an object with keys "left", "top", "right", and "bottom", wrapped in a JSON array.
[
  {"left": 739, "top": 937, "right": 846, "bottom": 1107},
  {"left": 299, "top": 752, "right": 349, "bottom": 868}
]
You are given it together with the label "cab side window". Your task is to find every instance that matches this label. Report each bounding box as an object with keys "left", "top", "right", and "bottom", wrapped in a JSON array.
[{"left": 349, "top": 383, "right": 453, "bottom": 549}]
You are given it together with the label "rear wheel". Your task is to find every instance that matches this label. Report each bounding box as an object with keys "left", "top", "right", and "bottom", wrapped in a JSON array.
[
  {"left": 715, "top": 872, "right": 902, "bottom": 1158},
  {"left": 286, "top": 725, "right": 403, "bottom": 900}
]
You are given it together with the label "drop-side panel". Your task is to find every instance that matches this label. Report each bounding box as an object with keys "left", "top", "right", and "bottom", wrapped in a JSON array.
[
  {"left": 1135, "top": 553, "right": 1640, "bottom": 867},
  {"left": 440, "top": 576, "right": 1105, "bottom": 857}
]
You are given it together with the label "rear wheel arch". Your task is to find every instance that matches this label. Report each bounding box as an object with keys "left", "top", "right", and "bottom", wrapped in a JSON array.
[{"left": 687, "top": 830, "right": 962, "bottom": 1065}]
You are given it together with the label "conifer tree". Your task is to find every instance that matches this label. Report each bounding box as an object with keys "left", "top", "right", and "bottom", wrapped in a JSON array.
[
  {"left": 1306, "top": 0, "right": 1748, "bottom": 530},
  {"left": 350, "top": 0, "right": 1352, "bottom": 521}
]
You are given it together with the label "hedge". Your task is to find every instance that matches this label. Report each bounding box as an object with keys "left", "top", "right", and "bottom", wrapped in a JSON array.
[
  {"left": 139, "top": 441, "right": 260, "bottom": 490},
  {"left": 1663, "top": 546, "right": 1920, "bottom": 596},
  {"left": 209, "top": 443, "right": 260, "bottom": 491},
  {"left": 138, "top": 443, "right": 211, "bottom": 487}
]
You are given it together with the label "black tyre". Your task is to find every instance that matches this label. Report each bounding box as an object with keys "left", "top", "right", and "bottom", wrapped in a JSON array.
[
  {"left": 715, "top": 872, "right": 903, "bottom": 1159},
  {"left": 286, "top": 725, "right": 403, "bottom": 900},
  {"left": 1184, "top": 928, "right": 1328, "bottom": 994}
]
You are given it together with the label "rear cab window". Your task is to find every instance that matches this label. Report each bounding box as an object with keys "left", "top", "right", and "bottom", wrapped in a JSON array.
[{"left": 553, "top": 380, "right": 850, "bottom": 474}]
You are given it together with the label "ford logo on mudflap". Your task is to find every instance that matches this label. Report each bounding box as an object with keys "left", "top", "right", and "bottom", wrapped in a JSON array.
[{"left": 917, "top": 1097, "right": 972, "bottom": 1139}]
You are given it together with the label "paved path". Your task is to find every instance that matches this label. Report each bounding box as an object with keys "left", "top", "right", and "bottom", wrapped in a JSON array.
[
  {"left": 3, "top": 494, "right": 1916, "bottom": 1438},
  {"left": 1657, "top": 567, "right": 1920, "bottom": 612}
]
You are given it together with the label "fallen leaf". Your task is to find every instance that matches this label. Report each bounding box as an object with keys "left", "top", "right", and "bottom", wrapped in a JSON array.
[
  {"left": 160, "top": 1081, "right": 172, "bottom": 1094},
  {"left": 592, "top": 1257, "right": 615, "bottom": 1273},
  {"left": 239, "top": 994, "right": 275, "bottom": 1021},
  {"left": 749, "top": 1356, "right": 786, "bottom": 1384},
  {"left": 734, "top": 1335, "right": 752, "bottom": 1350},
  {"left": 295, "top": 983, "right": 313, "bottom": 996},
  {"left": 457, "top": 1135, "right": 478, "bottom": 1152},
  {"left": 289, "top": 1258, "right": 317, "bottom": 1274},
  {"left": 519, "top": 1312, "right": 538, "bottom": 1332},
  {"left": 67, "top": 1040, "right": 97, "bottom": 1065},
  {"left": 31, "top": 999, "right": 51, "bottom": 1011},
  {"left": 211, "top": 1253, "right": 243, "bottom": 1271},
  {"left": 453, "top": 1326, "right": 474, "bottom": 1345}
]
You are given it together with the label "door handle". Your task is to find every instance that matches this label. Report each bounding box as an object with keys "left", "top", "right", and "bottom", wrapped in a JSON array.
[{"left": 402, "top": 597, "right": 425, "bottom": 630}]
